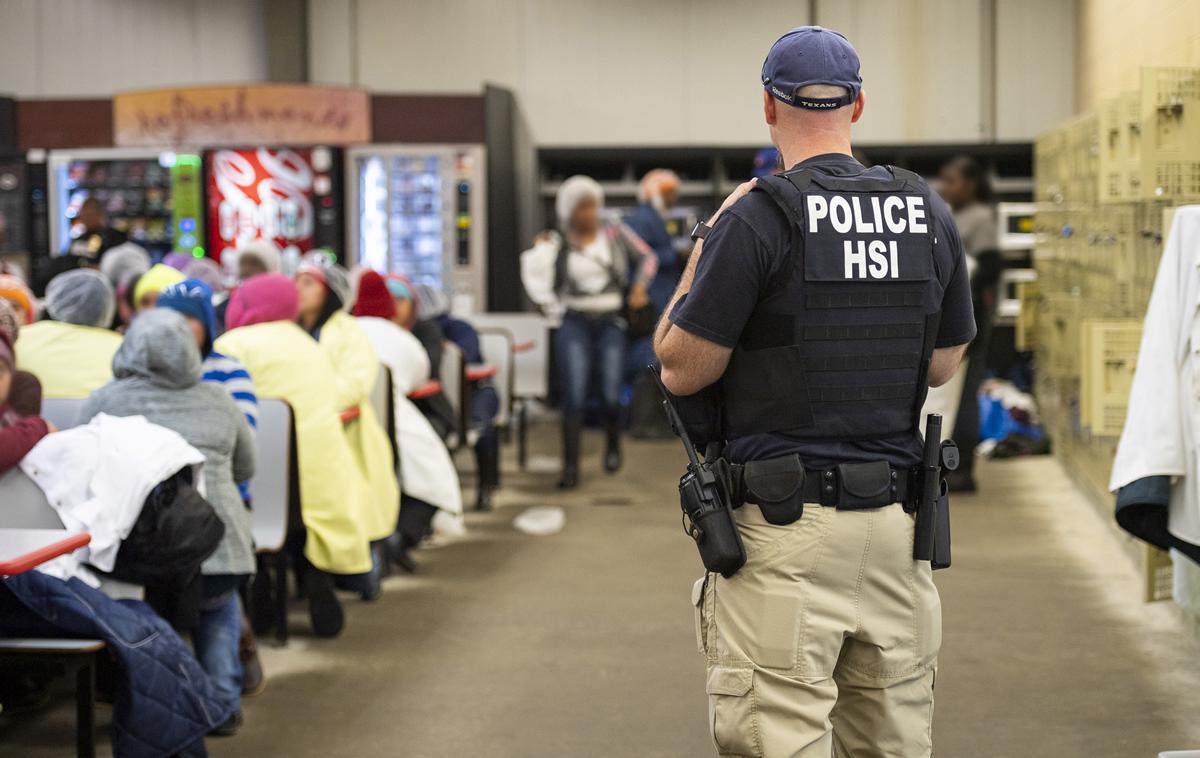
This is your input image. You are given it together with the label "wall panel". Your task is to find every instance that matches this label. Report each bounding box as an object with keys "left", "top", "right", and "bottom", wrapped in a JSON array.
[{"left": 0, "top": 0, "right": 268, "bottom": 98}]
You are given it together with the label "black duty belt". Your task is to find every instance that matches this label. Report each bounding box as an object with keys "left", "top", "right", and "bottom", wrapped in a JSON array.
[{"left": 728, "top": 456, "right": 918, "bottom": 515}]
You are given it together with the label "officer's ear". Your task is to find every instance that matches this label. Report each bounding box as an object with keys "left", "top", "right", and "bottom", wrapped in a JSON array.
[
  {"left": 851, "top": 91, "right": 866, "bottom": 123},
  {"left": 763, "top": 90, "right": 778, "bottom": 126}
]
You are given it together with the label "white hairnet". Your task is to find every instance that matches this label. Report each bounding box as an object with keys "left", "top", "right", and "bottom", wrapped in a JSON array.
[
  {"left": 412, "top": 282, "right": 450, "bottom": 319},
  {"left": 229, "top": 238, "right": 283, "bottom": 278},
  {"left": 555, "top": 175, "right": 604, "bottom": 229},
  {"left": 297, "top": 251, "right": 354, "bottom": 310},
  {"left": 45, "top": 268, "right": 116, "bottom": 327},
  {"left": 99, "top": 242, "right": 151, "bottom": 289}
]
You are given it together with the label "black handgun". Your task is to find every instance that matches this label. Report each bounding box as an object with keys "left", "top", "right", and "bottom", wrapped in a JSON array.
[
  {"left": 913, "top": 413, "right": 957, "bottom": 569},
  {"left": 652, "top": 368, "right": 746, "bottom": 578}
]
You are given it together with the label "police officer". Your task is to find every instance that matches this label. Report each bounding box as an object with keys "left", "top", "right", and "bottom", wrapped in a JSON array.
[{"left": 653, "top": 27, "right": 974, "bottom": 757}]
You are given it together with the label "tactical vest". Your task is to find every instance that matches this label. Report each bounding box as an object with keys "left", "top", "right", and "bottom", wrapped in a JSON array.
[{"left": 722, "top": 166, "right": 941, "bottom": 443}]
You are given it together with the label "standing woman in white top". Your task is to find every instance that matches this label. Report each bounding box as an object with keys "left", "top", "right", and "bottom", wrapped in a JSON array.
[{"left": 521, "top": 176, "right": 657, "bottom": 488}]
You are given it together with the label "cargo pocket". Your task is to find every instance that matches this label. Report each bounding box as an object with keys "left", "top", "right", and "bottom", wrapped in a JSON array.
[
  {"left": 692, "top": 576, "right": 708, "bottom": 655},
  {"left": 707, "top": 666, "right": 760, "bottom": 757}
]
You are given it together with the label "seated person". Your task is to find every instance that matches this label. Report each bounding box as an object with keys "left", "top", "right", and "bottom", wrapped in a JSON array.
[
  {"left": 0, "top": 273, "right": 37, "bottom": 324},
  {"left": 295, "top": 256, "right": 398, "bottom": 598},
  {"left": 215, "top": 273, "right": 374, "bottom": 637},
  {"left": 156, "top": 278, "right": 265, "bottom": 694},
  {"left": 387, "top": 275, "right": 458, "bottom": 441},
  {"left": 17, "top": 269, "right": 123, "bottom": 398},
  {"left": 181, "top": 256, "right": 226, "bottom": 297},
  {"left": 215, "top": 239, "right": 283, "bottom": 334},
  {"left": 132, "top": 263, "right": 185, "bottom": 312},
  {"left": 413, "top": 283, "right": 502, "bottom": 511},
  {"left": 353, "top": 271, "right": 464, "bottom": 571},
  {"left": 98, "top": 242, "right": 151, "bottom": 330},
  {"left": 0, "top": 327, "right": 51, "bottom": 475},
  {"left": 157, "top": 279, "right": 259, "bottom": 461},
  {"left": 81, "top": 309, "right": 256, "bottom": 737},
  {"left": 0, "top": 300, "right": 42, "bottom": 418}
]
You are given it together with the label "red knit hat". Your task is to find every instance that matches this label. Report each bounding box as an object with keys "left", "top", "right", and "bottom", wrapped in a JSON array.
[{"left": 352, "top": 270, "right": 397, "bottom": 320}]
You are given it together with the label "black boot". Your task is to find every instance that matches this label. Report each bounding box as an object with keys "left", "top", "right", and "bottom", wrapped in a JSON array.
[
  {"left": 604, "top": 410, "right": 623, "bottom": 474},
  {"left": 301, "top": 569, "right": 344, "bottom": 638},
  {"left": 559, "top": 415, "right": 582, "bottom": 489},
  {"left": 474, "top": 429, "right": 500, "bottom": 511}
]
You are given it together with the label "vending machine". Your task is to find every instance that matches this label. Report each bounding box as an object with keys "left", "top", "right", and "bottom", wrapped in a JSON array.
[
  {"left": 47, "top": 148, "right": 204, "bottom": 259},
  {"left": 205, "top": 146, "right": 343, "bottom": 267},
  {"left": 0, "top": 155, "right": 30, "bottom": 271},
  {"left": 346, "top": 145, "right": 487, "bottom": 314}
]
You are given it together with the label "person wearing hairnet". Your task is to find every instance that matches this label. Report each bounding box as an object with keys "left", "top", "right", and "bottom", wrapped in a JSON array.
[
  {"left": 520, "top": 175, "right": 657, "bottom": 488},
  {"left": 296, "top": 253, "right": 398, "bottom": 599},
  {"left": 214, "top": 239, "right": 285, "bottom": 334},
  {"left": 412, "top": 281, "right": 502, "bottom": 512},
  {"left": 99, "top": 242, "right": 152, "bottom": 329},
  {"left": 80, "top": 308, "right": 257, "bottom": 736},
  {"left": 132, "top": 263, "right": 186, "bottom": 312},
  {"left": 17, "top": 269, "right": 124, "bottom": 398},
  {"left": 216, "top": 273, "right": 374, "bottom": 637}
]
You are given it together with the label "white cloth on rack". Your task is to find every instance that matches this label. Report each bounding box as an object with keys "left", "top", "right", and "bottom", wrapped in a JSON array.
[{"left": 1110, "top": 206, "right": 1200, "bottom": 545}]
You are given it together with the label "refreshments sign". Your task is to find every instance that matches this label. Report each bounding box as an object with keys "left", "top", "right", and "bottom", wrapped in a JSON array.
[{"left": 114, "top": 84, "right": 370, "bottom": 147}]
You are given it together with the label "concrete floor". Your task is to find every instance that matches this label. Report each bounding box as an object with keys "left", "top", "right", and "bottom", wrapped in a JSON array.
[{"left": 5, "top": 424, "right": 1200, "bottom": 758}]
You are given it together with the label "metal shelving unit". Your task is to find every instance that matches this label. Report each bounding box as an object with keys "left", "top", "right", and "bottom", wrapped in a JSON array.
[{"left": 537, "top": 142, "right": 1034, "bottom": 228}]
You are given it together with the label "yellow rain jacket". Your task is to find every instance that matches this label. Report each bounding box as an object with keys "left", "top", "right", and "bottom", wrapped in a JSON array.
[
  {"left": 317, "top": 311, "right": 400, "bottom": 542},
  {"left": 17, "top": 321, "right": 124, "bottom": 399},
  {"left": 215, "top": 320, "right": 372, "bottom": 574}
]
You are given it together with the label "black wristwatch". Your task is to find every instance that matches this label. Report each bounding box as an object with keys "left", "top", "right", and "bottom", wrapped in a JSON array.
[{"left": 690, "top": 221, "right": 713, "bottom": 242}]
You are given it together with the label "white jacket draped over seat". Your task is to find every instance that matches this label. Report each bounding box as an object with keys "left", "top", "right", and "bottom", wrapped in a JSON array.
[{"left": 20, "top": 413, "right": 206, "bottom": 582}]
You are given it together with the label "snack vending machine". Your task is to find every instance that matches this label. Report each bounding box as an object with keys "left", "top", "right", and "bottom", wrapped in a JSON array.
[
  {"left": 347, "top": 145, "right": 487, "bottom": 314},
  {"left": 47, "top": 148, "right": 204, "bottom": 259},
  {"left": 0, "top": 155, "right": 30, "bottom": 269},
  {"left": 205, "top": 146, "right": 343, "bottom": 267}
]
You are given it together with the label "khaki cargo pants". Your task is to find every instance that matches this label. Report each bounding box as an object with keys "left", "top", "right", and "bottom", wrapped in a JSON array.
[{"left": 693, "top": 501, "right": 941, "bottom": 757}]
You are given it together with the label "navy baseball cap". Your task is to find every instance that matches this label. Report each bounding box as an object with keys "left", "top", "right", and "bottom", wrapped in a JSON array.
[{"left": 761, "top": 26, "right": 862, "bottom": 110}]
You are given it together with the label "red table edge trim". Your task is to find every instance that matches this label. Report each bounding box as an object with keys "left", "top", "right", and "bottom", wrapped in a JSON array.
[
  {"left": 513, "top": 341, "right": 536, "bottom": 353},
  {"left": 340, "top": 406, "right": 362, "bottom": 424},
  {"left": 466, "top": 365, "right": 498, "bottom": 381},
  {"left": 0, "top": 533, "right": 91, "bottom": 576},
  {"left": 408, "top": 380, "right": 443, "bottom": 400}
]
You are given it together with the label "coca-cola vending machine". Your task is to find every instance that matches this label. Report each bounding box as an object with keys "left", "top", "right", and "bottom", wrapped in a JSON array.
[{"left": 205, "top": 146, "right": 343, "bottom": 268}]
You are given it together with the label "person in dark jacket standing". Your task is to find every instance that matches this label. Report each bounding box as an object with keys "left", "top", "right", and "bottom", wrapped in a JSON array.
[
  {"left": 626, "top": 169, "right": 685, "bottom": 315},
  {"left": 625, "top": 170, "right": 687, "bottom": 438},
  {"left": 81, "top": 308, "right": 256, "bottom": 736}
]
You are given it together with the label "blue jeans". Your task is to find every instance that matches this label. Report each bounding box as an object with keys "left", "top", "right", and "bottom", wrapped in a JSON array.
[
  {"left": 556, "top": 311, "right": 625, "bottom": 416},
  {"left": 193, "top": 588, "right": 243, "bottom": 714}
]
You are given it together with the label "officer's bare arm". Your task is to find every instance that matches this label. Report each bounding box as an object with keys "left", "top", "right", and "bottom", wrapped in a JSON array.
[
  {"left": 655, "top": 180, "right": 758, "bottom": 395},
  {"left": 928, "top": 344, "right": 968, "bottom": 387}
]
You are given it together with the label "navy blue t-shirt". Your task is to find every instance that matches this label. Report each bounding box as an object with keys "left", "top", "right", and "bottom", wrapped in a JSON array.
[{"left": 669, "top": 153, "right": 976, "bottom": 467}]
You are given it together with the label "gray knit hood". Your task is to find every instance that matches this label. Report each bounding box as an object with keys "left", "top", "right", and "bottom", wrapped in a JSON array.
[{"left": 112, "top": 308, "right": 202, "bottom": 389}]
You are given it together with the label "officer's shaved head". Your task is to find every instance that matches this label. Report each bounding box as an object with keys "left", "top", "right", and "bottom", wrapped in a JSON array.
[{"left": 763, "top": 83, "right": 865, "bottom": 163}]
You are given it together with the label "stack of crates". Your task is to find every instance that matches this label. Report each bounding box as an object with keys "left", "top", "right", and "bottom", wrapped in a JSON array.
[{"left": 1031, "top": 66, "right": 1200, "bottom": 601}]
